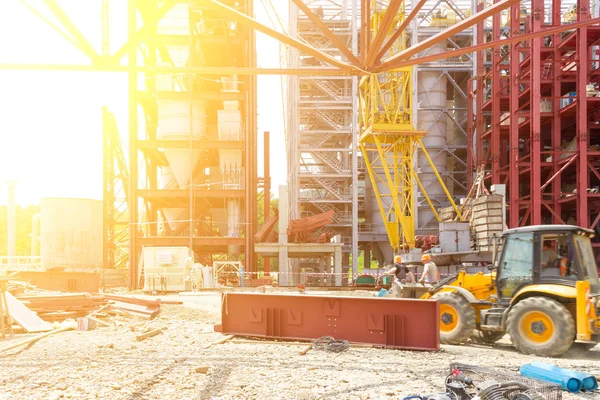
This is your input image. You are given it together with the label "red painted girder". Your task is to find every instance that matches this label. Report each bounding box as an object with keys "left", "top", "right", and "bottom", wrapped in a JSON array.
[{"left": 218, "top": 293, "right": 439, "bottom": 351}]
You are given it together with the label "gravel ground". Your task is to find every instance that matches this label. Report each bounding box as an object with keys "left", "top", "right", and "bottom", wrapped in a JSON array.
[{"left": 0, "top": 291, "right": 598, "bottom": 400}]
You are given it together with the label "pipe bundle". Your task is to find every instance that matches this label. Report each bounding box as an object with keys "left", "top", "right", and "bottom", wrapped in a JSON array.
[{"left": 520, "top": 362, "right": 598, "bottom": 393}]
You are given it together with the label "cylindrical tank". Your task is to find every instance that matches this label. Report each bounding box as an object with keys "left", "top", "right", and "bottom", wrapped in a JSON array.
[
  {"left": 5, "top": 181, "right": 17, "bottom": 258},
  {"left": 31, "top": 213, "right": 40, "bottom": 256},
  {"left": 40, "top": 198, "right": 102, "bottom": 269},
  {"left": 157, "top": 99, "right": 207, "bottom": 188},
  {"left": 418, "top": 41, "right": 448, "bottom": 228}
]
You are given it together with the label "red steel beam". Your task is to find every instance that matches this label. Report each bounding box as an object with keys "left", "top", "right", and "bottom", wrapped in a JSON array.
[
  {"left": 577, "top": 1, "right": 591, "bottom": 228},
  {"left": 467, "top": 79, "right": 473, "bottom": 190},
  {"left": 364, "top": 0, "right": 403, "bottom": 67},
  {"left": 551, "top": 0, "right": 562, "bottom": 224},
  {"left": 374, "top": 0, "right": 428, "bottom": 65},
  {"left": 360, "top": 0, "right": 371, "bottom": 62},
  {"left": 530, "top": 0, "right": 543, "bottom": 225},
  {"left": 377, "top": 0, "right": 519, "bottom": 71},
  {"left": 383, "top": 17, "right": 600, "bottom": 69},
  {"left": 200, "top": 0, "right": 360, "bottom": 72},
  {"left": 217, "top": 293, "right": 439, "bottom": 351},
  {"left": 290, "top": 0, "right": 360, "bottom": 66},
  {"left": 509, "top": 2, "right": 520, "bottom": 228}
]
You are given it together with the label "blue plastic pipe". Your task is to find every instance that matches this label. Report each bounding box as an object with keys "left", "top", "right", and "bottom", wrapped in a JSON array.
[
  {"left": 520, "top": 364, "right": 583, "bottom": 393},
  {"left": 530, "top": 362, "right": 598, "bottom": 392}
]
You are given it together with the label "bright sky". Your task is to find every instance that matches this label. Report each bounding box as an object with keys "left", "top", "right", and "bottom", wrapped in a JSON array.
[{"left": 0, "top": 1, "right": 288, "bottom": 206}]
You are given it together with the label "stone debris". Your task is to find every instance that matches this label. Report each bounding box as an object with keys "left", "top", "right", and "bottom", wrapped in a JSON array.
[{"left": 0, "top": 293, "right": 597, "bottom": 400}]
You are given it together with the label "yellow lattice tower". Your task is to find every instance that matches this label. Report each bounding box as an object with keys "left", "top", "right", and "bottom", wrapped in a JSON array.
[{"left": 359, "top": 2, "right": 462, "bottom": 252}]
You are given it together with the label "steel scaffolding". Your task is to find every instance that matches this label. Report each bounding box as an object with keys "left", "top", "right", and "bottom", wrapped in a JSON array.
[
  {"left": 470, "top": 0, "right": 600, "bottom": 249},
  {"left": 288, "top": 1, "right": 361, "bottom": 273}
]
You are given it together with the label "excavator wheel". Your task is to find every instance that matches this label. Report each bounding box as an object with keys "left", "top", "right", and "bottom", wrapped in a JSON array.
[
  {"left": 471, "top": 329, "right": 505, "bottom": 344},
  {"left": 433, "top": 292, "right": 476, "bottom": 345},
  {"left": 506, "top": 296, "right": 575, "bottom": 357}
]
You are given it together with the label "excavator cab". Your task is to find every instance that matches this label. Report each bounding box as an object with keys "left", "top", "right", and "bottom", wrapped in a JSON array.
[
  {"left": 485, "top": 225, "right": 600, "bottom": 356},
  {"left": 495, "top": 226, "right": 600, "bottom": 301}
]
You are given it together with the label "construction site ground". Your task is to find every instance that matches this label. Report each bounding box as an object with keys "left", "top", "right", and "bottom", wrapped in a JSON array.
[{"left": 1, "top": 291, "right": 598, "bottom": 400}]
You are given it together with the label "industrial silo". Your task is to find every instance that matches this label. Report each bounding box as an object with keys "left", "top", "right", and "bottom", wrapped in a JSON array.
[{"left": 40, "top": 198, "right": 103, "bottom": 269}]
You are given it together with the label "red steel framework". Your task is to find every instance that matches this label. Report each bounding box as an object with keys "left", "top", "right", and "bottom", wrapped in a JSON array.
[{"left": 470, "top": 0, "right": 600, "bottom": 249}]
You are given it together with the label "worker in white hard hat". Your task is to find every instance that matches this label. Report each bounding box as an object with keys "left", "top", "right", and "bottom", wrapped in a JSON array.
[{"left": 419, "top": 254, "right": 440, "bottom": 285}]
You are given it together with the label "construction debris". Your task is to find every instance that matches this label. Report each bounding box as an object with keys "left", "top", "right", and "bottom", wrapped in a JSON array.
[
  {"left": 135, "top": 327, "right": 165, "bottom": 342},
  {"left": 0, "top": 322, "right": 76, "bottom": 354},
  {"left": 4, "top": 292, "right": 52, "bottom": 333},
  {"left": 16, "top": 293, "right": 108, "bottom": 322}
]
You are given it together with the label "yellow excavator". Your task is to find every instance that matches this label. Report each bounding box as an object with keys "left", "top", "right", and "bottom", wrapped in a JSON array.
[{"left": 405, "top": 225, "right": 600, "bottom": 357}]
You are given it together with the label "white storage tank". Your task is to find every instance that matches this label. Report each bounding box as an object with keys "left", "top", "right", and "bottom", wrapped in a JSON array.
[{"left": 40, "top": 198, "right": 103, "bottom": 269}]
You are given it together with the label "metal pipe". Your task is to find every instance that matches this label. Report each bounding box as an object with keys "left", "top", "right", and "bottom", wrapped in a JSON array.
[
  {"left": 263, "top": 131, "right": 270, "bottom": 276},
  {"left": 5, "top": 181, "right": 17, "bottom": 259},
  {"left": 31, "top": 213, "right": 40, "bottom": 257}
]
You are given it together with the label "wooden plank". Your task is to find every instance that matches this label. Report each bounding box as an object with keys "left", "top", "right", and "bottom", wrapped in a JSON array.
[
  {"left": 5, "top": 292, "right": 52, "bottom": 333},
  {"left": 202, "top": 334, "right": 235, "bottom": 349},
  {"left": 299, "top": 345, "right": 312, "bottom": 355},
  {"left": 0, "top": 326, "right": 73, "bottom": 353},
  {"left": 135, "top": 327, "right": 165, "bottom": 341}
]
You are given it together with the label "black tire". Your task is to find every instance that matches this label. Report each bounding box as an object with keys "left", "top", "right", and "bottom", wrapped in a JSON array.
[
  {"left": 472, "top": 329, "right": 505, "bottom": 344},
  {"left": 433, "top": 292, "right": 476, "bottom": 345},
  {"left": 506, "top": 297, "right": 575, "bottom": 357}
]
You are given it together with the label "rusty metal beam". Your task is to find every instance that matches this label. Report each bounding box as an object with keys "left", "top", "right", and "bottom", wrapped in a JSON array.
[
  {"left": 359, "top": 0, "right": 371, "bottom": 61},
  {"left": 42, "top": 0, "right": 100, "bottom": 61},
  {"left": 217, "top": 293, "right": 440, "bottom": 351},
  {"left": 380, "top": 17, "right": 600, "bottom": 69},
  {"left": 290, "top": 0, "right": 360, "bottom": 66},
  {"left": 199, "top": 0, "right": 361, "bottom": 72},
  {"left": 0, "top": 63, "right": 351, "bottom": 75},
  {"left": 377, "top": 0, "right": 519, "bottom": 71},
  {"left": 364, "top": 0, "right": 403, "bottom": 67},
  {"left": 19, "top": 0, "right": 84, "bottom": 53},
  {"left": 111, "top": 0, "right": 177, "bottom": 62},
  {"left": 374, "top": 0, "right": 428, "bottom": 65}
]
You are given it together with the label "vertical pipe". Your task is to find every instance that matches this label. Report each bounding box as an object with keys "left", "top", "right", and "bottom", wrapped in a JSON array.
[
  {"left": 245, "top": 0, "right": 257, "bottom": 273},
  {"left": 578, "top": 0, "right": 590, "bottom": 227},
  {"left": 263, "top": 131, "right": 271, "bottom": 275},
  {"left": 509, "top": 2, "right": 520, "bottom": 228},
  {"left": 530, "top": 0, "right": 543, "bottom": 225},
  {"left": 467, "top": 79, "right": 473, "bottom": 190},
  {"left": 351, "top": 0, "right": 358, "bottom": 277},
  {"left": 188, "top": 2, "right": 194, "bottom": 252},
  {"left": 102, "top": 108, "right": 112, "bottom": 268},
  {"left": 5, "top": 181, "right": 17, "bottom": 259},
  {"left": 128, "top": 0, "right": 139, "bottom": 289},
  {"left": 475, "top": 1, "right": 484, "bottom": 169},
  {"left": 491, "top": 0, "right": 501, "bottom": 184},
  {"left": 31, "top": 214, "right": 40, "bottom": 257}
]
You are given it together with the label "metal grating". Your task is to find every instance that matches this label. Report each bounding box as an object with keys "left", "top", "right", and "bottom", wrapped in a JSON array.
[{"left": 450, "top": 363, "right": 563, "bottom": 400}]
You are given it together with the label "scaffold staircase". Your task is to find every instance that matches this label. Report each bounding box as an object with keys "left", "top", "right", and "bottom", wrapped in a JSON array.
[
  {"left": 315, "top": 109, "right": 345, "bottom": 130},
  {"left": 315, "top": 177, "right": 346, "bottom": 200},
  {"left": 314, "top": 79, "right": 344, "bottom": 100}
]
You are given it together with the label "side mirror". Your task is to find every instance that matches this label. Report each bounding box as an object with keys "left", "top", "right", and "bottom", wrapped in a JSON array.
[{"left": 487, "top": 264, "right": 497, "bottom": 272}]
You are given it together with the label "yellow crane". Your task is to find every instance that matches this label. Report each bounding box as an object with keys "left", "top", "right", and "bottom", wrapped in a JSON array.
[{"left": 359, "top": 2, "right": 462, "bottom": 252}]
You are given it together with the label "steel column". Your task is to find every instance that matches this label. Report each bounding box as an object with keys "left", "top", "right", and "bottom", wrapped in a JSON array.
[
  {"left": 491, "top": 0, "right": 501, "bottom": 184},
  {"left": 509, "top": 3, "right": 520, "bottom": 228},
  {"left": 530, "top": 0, "right": 543, "bottom": 225},
  {"left": 127, "top": 0, "right": 138, "bottom": 289},
  {"left": 578, "top": 0, "right": 591, "bottom": 228}
]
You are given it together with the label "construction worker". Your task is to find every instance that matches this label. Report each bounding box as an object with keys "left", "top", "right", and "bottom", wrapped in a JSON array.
[
  {"left": 384, "top": 255, "right": 416, "bottom": 295},
  {"left": 419, "top": 254, "right": 440, "bottom": 285}
]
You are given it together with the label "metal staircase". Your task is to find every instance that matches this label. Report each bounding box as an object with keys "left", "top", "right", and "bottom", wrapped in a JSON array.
[
  {"left": 315, "top": 177, "right": 347, "bottom": 200},
  {"left": 315, "top": 109, "right": 345, "bottom": 130},
  {"left": 314, "top": 79, "right": 344, "bottom": 100}
]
